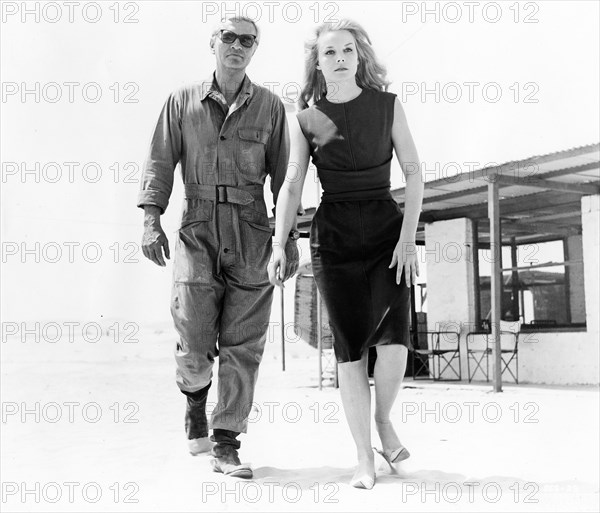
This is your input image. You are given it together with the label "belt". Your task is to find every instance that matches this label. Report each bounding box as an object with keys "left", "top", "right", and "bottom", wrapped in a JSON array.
[
  {"left": 320, "top": 188, "right": 393, "bottom": 203},
  {"left": 317, "top": 157, "right": 393, "bottom": 203},
  {"left": 183, "top": 184, "right": 266, "bottom": 269},
  {"left": 184, "top": 184, "right": 264, "bottom": 205}
]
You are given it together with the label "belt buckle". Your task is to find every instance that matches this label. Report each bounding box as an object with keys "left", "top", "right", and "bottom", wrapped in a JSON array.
[{"left": 217, "top": 185, "right": 227, "bottom": 203}]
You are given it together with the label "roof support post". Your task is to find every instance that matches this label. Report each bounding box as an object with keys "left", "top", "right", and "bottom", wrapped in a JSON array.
[{"left": 488, "top": 175, "right": 503, "bottom": 393}]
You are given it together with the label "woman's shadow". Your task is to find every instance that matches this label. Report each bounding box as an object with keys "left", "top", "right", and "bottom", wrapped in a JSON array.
[
  {"left": 252, "top": 455, "right": 468, "bottom": 491},
  {"left": 252, "top": 454, "right": 538, "bottom": 491}
]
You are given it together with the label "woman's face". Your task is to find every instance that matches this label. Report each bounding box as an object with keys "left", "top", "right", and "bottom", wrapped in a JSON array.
[{"left": 316, "top": 30, "right": 359, "bottom": 83}]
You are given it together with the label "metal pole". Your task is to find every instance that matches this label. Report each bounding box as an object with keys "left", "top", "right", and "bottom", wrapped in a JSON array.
[
  {"left": 316, "top": 282, "right": 323, "bottom": 391},
  {"left": 315, "top": 166, "right": 323, "bottom": 390},
  {"left": 473, "top": 219, "right": 481, "bottom": 327},
  {"left": 488, "top": 176, "right": 503, "bottom": 393},
  {"left": 280, "top": 286, "right": 285, "bottom": 372},
  {"left": 409, "top": 283, "right": 418, "bottom": 378},
  {"left": 510, "top": 237, "right": 519, "bottom": 322},
  {"left": 334, "top": 359, "right": 339, "bottom": 389}
]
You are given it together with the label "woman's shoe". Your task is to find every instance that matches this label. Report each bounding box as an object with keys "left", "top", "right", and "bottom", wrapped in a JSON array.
[
  {"left": 349, "top": 471, "right": 375, "bottom": 490},
  {"left": 373, "top": 446, "right": 410, "bottom": 471}
]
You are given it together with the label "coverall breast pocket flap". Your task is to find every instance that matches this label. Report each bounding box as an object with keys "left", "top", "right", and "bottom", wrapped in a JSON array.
[{"left": 238, "top": 127, "right": 270, "bottom": 144}]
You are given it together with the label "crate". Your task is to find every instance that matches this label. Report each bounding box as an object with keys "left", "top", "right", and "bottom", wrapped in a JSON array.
[{"left": 294, "top": 273, "right": 333, "bottom": 349}]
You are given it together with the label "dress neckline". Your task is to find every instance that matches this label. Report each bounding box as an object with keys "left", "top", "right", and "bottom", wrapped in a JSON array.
[{"left": 323, "top": 88, "right": 364, "bottom": 105}]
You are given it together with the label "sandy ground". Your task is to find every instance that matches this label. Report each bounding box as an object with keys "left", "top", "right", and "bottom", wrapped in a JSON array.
[{"left": 1, "top": 318, "right": 599, "bottom": 513}]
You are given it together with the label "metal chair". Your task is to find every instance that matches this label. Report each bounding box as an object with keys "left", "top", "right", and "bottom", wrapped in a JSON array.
[
  {"left": 466, "top": 321, "right": 520, "bottom": 383},
  {"left": 412, "top": 330, "right": 461, "bottom": 381},
  {"left": 466, "top": 330, "right": 492, "bottom": 382}
]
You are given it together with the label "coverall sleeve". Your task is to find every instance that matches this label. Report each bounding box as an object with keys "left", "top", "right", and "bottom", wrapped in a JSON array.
[
  {"left": 137, "top": 93, "right": 183, "bottom": 214},
  {"left": 265, "top": 98, "right": 290, "bottom": 216}
]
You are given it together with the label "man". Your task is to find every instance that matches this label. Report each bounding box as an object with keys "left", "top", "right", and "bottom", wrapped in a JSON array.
[{"left": 138, "top": 16, "right": 299, "bottom": 479}]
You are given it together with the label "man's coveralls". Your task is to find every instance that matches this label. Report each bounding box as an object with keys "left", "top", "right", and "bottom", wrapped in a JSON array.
[{"left": 138, "top": 74, "right": 289, "bottom": 434}]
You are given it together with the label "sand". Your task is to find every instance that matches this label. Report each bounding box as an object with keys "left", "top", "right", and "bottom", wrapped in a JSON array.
[{"left": 1, "top": 316, "right": 599, "bottom": 512}]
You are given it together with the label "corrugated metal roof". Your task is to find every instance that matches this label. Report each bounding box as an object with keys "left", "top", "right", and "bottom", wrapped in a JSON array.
[
  {"left": 281, "top": 143, "right": 600, "bottom": 245},
  {"left": 392, "top": 142, "right": 600, "bottom": 244}
]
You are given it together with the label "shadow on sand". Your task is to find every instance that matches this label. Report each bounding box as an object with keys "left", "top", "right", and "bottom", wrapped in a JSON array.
[{"left": 252, "top": 457, "right": 559, "bottom": 492}]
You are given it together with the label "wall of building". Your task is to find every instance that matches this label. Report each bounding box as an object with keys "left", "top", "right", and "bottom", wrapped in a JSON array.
[
  {"left": 424, "top": 217, "right": 476, "bottom": 380},
  {"left": 499, "top": 195, "right": 598, "bottom": 385},
  {"left": 518, "top": 330, "right": 598, "bottom": 384},
  {"left": 581, "top": 195, "right": 599, "bottom": 338},
  {"left": 567, "top": 234, "right": 586, "bottom": 323},
  {"left": 424, "top": 195, "right": 599, "bottom": 385}
]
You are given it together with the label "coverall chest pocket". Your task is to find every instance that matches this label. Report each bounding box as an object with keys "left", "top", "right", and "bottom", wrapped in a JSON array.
[{"left": 236, "top": 127, "right": 270, "bottom": 178}]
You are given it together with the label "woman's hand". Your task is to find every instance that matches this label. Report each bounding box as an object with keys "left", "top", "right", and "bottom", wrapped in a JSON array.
[
  {"left": 389, "top": 239, "right": 419, "bottom": 287},
  {"left": 268, "top": 243, "right": 287, "bottom": 288}
]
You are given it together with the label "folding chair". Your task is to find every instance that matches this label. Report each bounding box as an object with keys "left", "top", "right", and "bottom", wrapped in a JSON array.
[
  {"left": 499, "top": 320, "right": 520, "bottom": 383},
  {"left": 466, "top": 329, "right": 492, "bottom": 382},
  {"left": 466, "top": 321, "right": 520, "bottom": 383},
  {"left": 412, "top": 330, "right": 461, "bottom": 381}
]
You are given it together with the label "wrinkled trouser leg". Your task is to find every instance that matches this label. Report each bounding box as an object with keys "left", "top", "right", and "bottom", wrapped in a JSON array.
[
  {"left": 171, "top": 220, "right": 224, "bottom": 439},
  {"left": 211, "top": 269, "right": 273, "bottom": 433},
  {"left": 172, "top": 278, "right": 223, "bottom": 393},
  {"left": 170, "top": 209, "right": 274, "bottom": 437},
  {"left": 211, "top": 428, "right": 241, "bottom": 449}
]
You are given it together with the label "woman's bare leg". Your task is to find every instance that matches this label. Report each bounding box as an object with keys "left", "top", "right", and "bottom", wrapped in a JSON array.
[
  {"left": 337, "top": 352, "right": 375, "bottom": 487},
  {"left": 373, "top": 345, "right": 408, "bottom": 455}
]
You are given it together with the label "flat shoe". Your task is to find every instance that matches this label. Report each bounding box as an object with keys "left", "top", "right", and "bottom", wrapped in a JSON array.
[
  {"left": 374, "top": 446, "right": 410, "bottom": 471},
  {"left": 350, "top": 472, "right": 375, "bottom": 490}
]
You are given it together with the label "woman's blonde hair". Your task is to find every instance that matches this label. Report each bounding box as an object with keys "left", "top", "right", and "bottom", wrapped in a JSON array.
[{"left": 299, "top": 19, "right": 390, "bottom": 110}]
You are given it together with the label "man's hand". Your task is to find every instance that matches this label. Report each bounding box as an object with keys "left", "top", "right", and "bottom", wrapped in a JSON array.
[{"left": 142, "top": 206, "right": 170, "bottom": 267}]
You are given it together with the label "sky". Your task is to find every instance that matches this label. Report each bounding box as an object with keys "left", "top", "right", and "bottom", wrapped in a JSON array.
[{"left": 1, "top": 0, "right": 599, "bottom": 323}]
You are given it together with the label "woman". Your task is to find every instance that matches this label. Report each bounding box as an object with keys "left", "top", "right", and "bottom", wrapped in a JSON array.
[{"left": 268, "top": 19, "right": 424, "bottom": 489}]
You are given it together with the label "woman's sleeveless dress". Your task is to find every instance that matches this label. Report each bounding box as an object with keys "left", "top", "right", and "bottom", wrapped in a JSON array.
[{"left": 297, "top": 88, "right": 411, "bottom": 363}]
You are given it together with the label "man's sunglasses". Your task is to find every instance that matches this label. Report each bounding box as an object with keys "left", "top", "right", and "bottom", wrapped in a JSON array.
[{"left": 218, "top": 29, "right": 257, "bottom": 48}]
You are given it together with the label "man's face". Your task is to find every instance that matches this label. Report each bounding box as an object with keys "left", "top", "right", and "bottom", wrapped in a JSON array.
[{"left": 212, "top": 20, "right": 258, "bottom": 73}]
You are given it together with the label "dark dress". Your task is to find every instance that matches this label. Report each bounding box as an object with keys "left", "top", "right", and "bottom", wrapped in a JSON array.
[{"left": 297, "top": 88, "right": 411, "bottom": 363}]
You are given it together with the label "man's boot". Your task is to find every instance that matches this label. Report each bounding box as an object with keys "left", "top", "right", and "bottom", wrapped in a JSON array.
[
  {"left": 183, "top": 383, "right": 214, "bottom": 455},
  {"left": 210, "top": 429, "right": 252, "bottom": 478}
]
